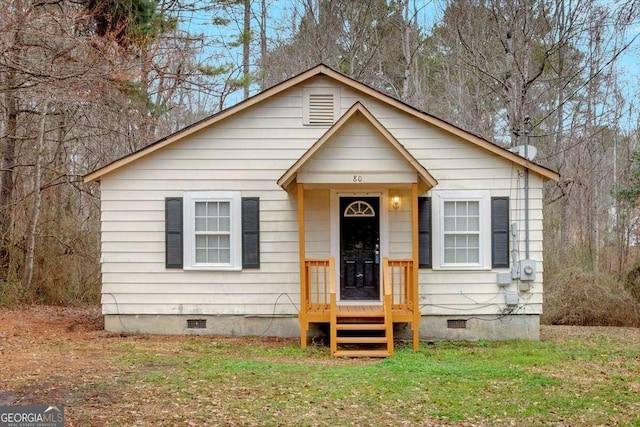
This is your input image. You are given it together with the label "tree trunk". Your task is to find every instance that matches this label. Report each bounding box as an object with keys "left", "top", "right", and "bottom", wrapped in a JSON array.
[
  {"left": 243, "top": 0, "right": 251, "bottom": 100},
  {"left": 260, "top": 0, "right": 267, "bottom": 89},
  {"left": 23, "top": 103, "right": 49, "bottom": 296},
  {"left": 0, "top": 72, "right": 19, "bottom": 282},
  {"left": 555, "top": 0, "right": 569, "bottom": 254}
]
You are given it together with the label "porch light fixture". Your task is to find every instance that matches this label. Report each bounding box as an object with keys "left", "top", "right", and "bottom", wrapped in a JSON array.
[{"left": 392, "top": 196, "right": 401, "bottom": 210}]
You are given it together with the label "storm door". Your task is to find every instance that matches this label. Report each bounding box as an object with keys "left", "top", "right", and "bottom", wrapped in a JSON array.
[{"left": 339, "top": 197, "right": 380, "bottom": 300}]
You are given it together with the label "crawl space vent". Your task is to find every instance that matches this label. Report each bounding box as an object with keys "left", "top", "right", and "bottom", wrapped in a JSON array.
[
  {"left": 187, "top": 319, "right": 207, "bottom": 329},
  {"left": 447, "top": 319, "right": 467, "bottom": 329}
]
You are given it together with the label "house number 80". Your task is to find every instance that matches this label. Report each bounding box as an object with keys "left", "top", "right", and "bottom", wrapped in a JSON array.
[{"left": 353, "top": 175, "right": 363, "bottom": 182}]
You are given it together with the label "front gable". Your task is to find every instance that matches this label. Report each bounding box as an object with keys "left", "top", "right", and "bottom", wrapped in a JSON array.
[
  {"left": 299, "top": 113, "right": 416, "bottom": 185},
  {"left": 278, "top": 102, "right": 437, "bottom": 191}
]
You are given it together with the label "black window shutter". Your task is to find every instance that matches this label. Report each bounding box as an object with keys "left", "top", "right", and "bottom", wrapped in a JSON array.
[
  {"left": 418, "top": 197, "right": 432, "bottom": 268},
  {"left": 242, "top": 197, "right": 260, "bottom": 269},
  {"left": 165, "top": 197, "right": 183, "bottom": 269},
  {"left": 491, "top": 197, "right": 510, "bottom": 268}
]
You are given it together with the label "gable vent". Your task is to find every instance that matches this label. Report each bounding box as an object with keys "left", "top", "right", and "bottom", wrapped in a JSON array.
[
  {"left": 308, "top": 94, "right": 335, "bottom": 124},
  {"left": 303, "top": 87, "right": 339, "bottom": 126}
]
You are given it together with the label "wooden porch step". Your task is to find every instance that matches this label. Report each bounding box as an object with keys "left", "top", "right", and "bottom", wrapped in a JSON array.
[
  {"left": 336, "top": 312, "right": 384, "bottom": 318},
  {"left": 331, "top": 304, "right": 393, "bottom": 358},
  {"left": 336, "top": 336, "right": 388, "bottom": 344},
  {"left": 336, "top": 323, "right": 386, "bottom": 331},
  {"left": 333, "top": 350, "right": 391, "bottom": 358}
]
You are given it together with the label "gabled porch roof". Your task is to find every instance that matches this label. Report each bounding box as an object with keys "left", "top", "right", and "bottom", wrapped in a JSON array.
[{"left": 277, "top": 102, "right": 438, "bottom": 192}]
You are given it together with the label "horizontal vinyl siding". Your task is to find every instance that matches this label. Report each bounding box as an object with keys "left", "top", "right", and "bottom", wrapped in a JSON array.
[
  {"left": 336, "top": 88, "right": 545, "bottom": 316},
  {"left": 304, "top": 190, "right": 330, "bottom": 258},
  {"left": 100, "top": 303, "right": 298, "bottom": 316},
  {"left": 418, "top": 172, "right": 544, "bottom": 315},
  {"left": 388, "top": 188, "right": 413, "bottom": 259},
  {"left": 100, "top": 91, "right": 320, "bottom": 316},
  {"left": 300, "top": 115, "right": 418, "bottom": 185}
]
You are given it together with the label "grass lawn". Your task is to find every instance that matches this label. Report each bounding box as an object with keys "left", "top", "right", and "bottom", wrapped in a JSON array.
[
  {"left": 109, "top": 333, "right": 640, "bottom": 426},
  {"left": 1, "top": 307, "right": 639, "bottom": 426}
]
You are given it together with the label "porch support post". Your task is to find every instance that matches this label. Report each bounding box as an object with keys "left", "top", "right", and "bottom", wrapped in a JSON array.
[
  {"left": 411, "top": 182, "right": 420, "bottom": 350},
  {"left": 297, "top": 182, "right": 308, "bottom": 348}
]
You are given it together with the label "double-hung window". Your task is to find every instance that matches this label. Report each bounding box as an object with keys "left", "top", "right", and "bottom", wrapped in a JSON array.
[
  {"left": 433, "top": 191, "right": 491, "bottom": 269},
  {"left": 443, "top": 200, "right": 480, "bottom": 264},
  {"left": 183, "top": 191, "right": 242, "bottom": 270},
  {"left": 195, "top": 200, "right": 231, "bottom": 264}
]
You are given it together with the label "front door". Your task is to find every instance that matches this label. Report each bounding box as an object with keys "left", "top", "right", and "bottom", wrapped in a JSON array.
[{"left": 340, "top": 197, "right": 380, "bottom": 300}]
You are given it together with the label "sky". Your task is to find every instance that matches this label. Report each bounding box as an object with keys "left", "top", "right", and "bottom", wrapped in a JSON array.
[{"left": 175, "top": 0, "right": 639, "bottom": 125}]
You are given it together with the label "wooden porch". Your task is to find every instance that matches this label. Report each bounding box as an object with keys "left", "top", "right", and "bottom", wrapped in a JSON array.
[
  {"left": 299, "top": 257, "right": 420, "bottom": 357},
  {"left": 295, "top": 182, "right": 422, "bottom": 357}
]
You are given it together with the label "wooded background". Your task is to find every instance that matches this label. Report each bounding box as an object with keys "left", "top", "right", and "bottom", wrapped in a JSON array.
[{"left": 1, "top": 0, "right": 639, "bottom": 325}]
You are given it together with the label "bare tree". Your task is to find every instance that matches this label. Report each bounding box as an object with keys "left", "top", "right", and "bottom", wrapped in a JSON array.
[{"left": 261, "top": 0, "right": 425, "bottom": 98}]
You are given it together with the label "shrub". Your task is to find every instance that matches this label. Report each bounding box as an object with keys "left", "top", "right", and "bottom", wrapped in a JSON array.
[
  {"left": 542, "top": 267, "right": 640, "bottom": 326},
  {"left": 624, "top": 261, "right": 640, "bottom": 303}
]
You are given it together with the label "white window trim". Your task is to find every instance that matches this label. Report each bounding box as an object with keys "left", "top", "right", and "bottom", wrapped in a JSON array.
[
  {"left": 183, "top": 191, "right": 242, "bottom": 271},
  {"left": 432, "top": 190, "right": 491, "bottom": 270}
]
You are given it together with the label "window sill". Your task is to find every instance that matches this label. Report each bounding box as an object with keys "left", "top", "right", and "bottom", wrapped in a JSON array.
[
  {"left": 183, "top": 265, "right": 242, "bottom": 272},
  {"left": 432, "top": 265, "right": 492, "bottom": 271}
]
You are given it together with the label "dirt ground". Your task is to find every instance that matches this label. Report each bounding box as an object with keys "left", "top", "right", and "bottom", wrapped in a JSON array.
[
  {"left": 0, "top": 305, "right": 317, "bottom": 426},
  {"left": 0, "top": 306, "right": 105, "bottom": 407},
  {"left": 1, "top": 306, "right": 640, "bottom": 426}
]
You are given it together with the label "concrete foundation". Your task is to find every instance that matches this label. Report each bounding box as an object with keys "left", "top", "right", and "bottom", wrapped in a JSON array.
[
  {"left": 104, "top": 314, "right": 300, "bottom": 337},
  {"left": 418, "top": 314, "right": 540, "bottom": 341},
  {"left": 105, "top": 313, "right": 540, "bottom": 341}
]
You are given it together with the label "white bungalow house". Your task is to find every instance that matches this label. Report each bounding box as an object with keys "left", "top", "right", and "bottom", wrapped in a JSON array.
[{"left": 85, "top": 64, "right": 559, "bottom": 357}]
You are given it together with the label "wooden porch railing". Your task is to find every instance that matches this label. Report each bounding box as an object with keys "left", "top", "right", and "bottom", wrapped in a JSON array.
[
  {"left": 300, "top": 256, "right": 419, "bottom": 353},
  {"left": 387, "top": 258, "right": 420, "bottom": 349},
  {"left": 304, "top": 258, "right": 333, "bottom": 312},
  {"left": 329, "top": 258, "right": 337, "bottom": 356},
  {"left": 382, "top": 258, "right": 394, "bottom": 356},
  {"left": 302, "top": 258, "right": 416, "bottom": 313},
  {"left": 386, "top": 259, "right": 414, "bottom": 311}
]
